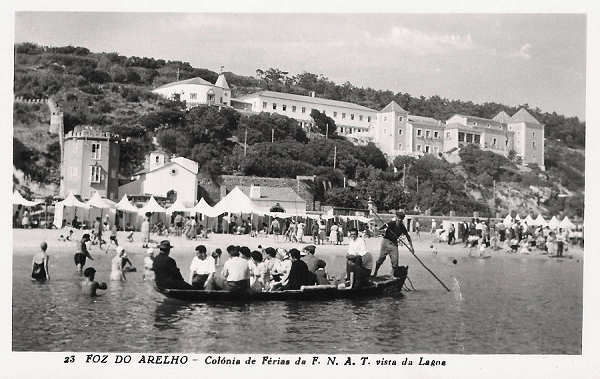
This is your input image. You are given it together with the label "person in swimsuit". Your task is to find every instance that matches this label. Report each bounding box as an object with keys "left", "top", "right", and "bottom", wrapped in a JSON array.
[
  {"left": 110, "top": 246, "right": 127, "bottom": 281},
  {"left": 143, "top": 247, "right": 155, "bottom": 281},
  {"left": 81, "top": 267, "right": 107, "bottom": 296},
  {"left": 74, "top": 234, "right": 94, "bottom": 275},
  {"left": 31, "top": 242, "right": 50, "bottom": 282}
]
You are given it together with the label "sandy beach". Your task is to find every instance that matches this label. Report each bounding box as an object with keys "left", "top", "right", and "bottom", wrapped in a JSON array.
[{"left": 12, "top": 228, "right": 584, "bottom": 264}]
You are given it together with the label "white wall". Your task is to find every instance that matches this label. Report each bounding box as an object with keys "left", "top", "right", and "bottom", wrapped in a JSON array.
[
  {"left": 142, "top": 164, "right": 197, "bottom": 206},
  {"left": 153, "top": 84, "right": 231, "bottom": 106}
]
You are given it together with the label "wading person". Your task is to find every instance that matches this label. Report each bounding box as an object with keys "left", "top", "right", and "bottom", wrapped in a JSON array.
[
  {"left": 74, "top": 233, "right": 94, "bottom": 275},
  {"left": 152, "top": 240, "right": 192, "bottom": 290},
  {"left": 373, "top": 211, "right": 413, "bottom": 277},
  {"left": 81, "top": 267, "right": 107, "bottom": 297},
  {"left": 110, "top": 246, "right": 127, "bottom": 281},
  {"left": 346, "top": 228, "right": 373, "bottom": 288},
  {"left": 143, "top": 248, "right": 155, "bottom": 281},
  {"left": 31, "top": 242, "right": 50, "bottom": 282}
]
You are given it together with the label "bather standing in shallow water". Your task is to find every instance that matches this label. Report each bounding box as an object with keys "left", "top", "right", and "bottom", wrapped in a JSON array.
[{"left": 31, "top": 242, "right": 50, "bottom": 282}]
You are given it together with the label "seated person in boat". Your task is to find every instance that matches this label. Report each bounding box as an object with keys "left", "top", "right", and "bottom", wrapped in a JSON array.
[
  {"left": 315, "top": 259, "right": 330, "bottom": 285},
  {"left": 301, "top": 245, "right": 319, "bottom": 273},
  {"left": 221, "top": 245, "right": 251, "bottom": 293},
  {"left": 264, "top": 247, "right": 281, "bottom": 282},
  {"left": 189, "top": 245, "right": 216, "bottom": 289},
  {"left": 271, "top": 248, "right": 292, "bottom": 286},
  {"left": 346, "top": 228, "right": 373, "bottom": 288},
  {"left": 279, "top": 249, "right": 316, "bottom": 291},
  {"left": 249, "top": 250, "right": 269, "bottom": 292},
  {"left": 152, "top": 240, "right": 192, "bottom": 290}
]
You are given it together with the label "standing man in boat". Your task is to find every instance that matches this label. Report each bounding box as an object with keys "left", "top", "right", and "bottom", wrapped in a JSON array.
[{"left": 373, "top": 211, "right": 414, "bottom": 278}]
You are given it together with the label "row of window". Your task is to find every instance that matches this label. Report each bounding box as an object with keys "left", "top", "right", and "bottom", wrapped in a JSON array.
[
  {"left": 262, "top": 101, "right": 372, "bottom": 122},
  {"left": 416, "top": 129, "right": 440, "bottom": 139},
  {"left": 415, "top": 145, "right": 439, "bottom": 154},
  {"left": 458, "top": 132, "right": 481, "bottom": 144}
]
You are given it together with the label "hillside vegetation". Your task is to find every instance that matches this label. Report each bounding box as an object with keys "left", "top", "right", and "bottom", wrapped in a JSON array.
[{"left": 13, "top": 43, "right": 585, "bottom": 218}]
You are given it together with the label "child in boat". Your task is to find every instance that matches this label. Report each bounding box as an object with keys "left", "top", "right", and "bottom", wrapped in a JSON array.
[{"left": 81, "top": 267, "right": 107, "bottom": 296}]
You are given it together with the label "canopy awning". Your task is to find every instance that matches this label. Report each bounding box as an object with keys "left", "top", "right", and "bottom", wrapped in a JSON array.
[
  {"left": 190, "top": 198, "right": 220, "bottom": 217},
  {"left": 56, "top": 192, "right": 90, "bottom": 209},
  {"left": 86, "top": 191, "right": 115, "bottom": 209},
  {"left": 115, "top": 195, "right": 138, "bottom": 213},
  {"left": 524, "top": 214, "right": 534, "bottom": 224},
  {"left": 13, "top": 191, "right": 42, "bottom": 207},
  {"left": 534, "top": 214, "right": 547, "bottom": 226},
  {"left": 211, "top": 186, "right": 262, "bottom": 215},
  {"left": 548, "top": 216, "right": 561, "bottom": 228},
  {"left": 137, "top": 196, "right": 166, "bottom": 214},
  {"left": 559, "top": 216, "right": 576, "bottom": 230},
  {"left": 503, "top": 214, "right": 513, "bottom": 226},
  {"left": 166, "top": 198, "right": 191, "bottom": 213}
]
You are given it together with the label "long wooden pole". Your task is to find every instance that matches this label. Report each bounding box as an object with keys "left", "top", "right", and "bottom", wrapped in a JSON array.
[{"left": 371, "top": 209, "right": 450, "bottom": 292}]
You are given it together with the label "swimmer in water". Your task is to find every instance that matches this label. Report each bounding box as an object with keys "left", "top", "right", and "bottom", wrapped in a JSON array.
[{"left": 81, "top": 267, "right": 107, "bottom": 296}]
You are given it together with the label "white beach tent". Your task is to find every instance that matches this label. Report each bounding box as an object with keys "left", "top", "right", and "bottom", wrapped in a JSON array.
[
  {"left": 13, "top": 191, "right": 42, "bottom": 207},
  {"left": 503, "top": 214, "right": 513, "bottom": 226},
  {"left": 524, "top": 214, "right": 535, "bottom": 225},
  {"left": 559, "top": 216, "right": 576, "bottom": 230},
  {"left": 548, "top": 216, "right": 561, "bottom": 229},
  {"left": 211, "top": 186, "right": 262, "bottom": 215},
  {"left": 190, "top": 198, "right": 220, "bottom": 218},
  {"left": 534, "top": 214, "right": 547, "bottom": 227},
  {"left": 137, "top": 196, "right": 166, "bottom": 214},
  {"left": 515, "top": 214, "right": 522, "bottom": 221},
  {"left": 87, "top": 191, "right": 116, "bottom": 209},
  {"left": 166, "top": 198, "right": 191, "bottom": 214},
  {"left": 115, "top": 195, "right": 138, "bottom": 213},
  {"left": 53, "top": 192, "right": 90, "bottom": 228}
]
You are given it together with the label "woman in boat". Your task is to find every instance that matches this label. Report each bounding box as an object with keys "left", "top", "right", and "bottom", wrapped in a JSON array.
[
  {"left": 263, "top": 247, "right": 281, "bottom": 282},
  {"left": 249, "top": 250, "right": 268, "bottom": 292},
  {"left": 314, "top": 259, "right": 330, "bottom": 285},
  {"left": 31, "top": 242, "right": 50, "bottom": 282},
  {"left": 280, "top": 249, "right": 316, "bottom": 291}
]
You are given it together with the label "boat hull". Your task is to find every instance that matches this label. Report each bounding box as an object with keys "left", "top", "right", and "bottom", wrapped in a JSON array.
[{"left": 156, "top": 266, "right": 408, "bottom": 302}]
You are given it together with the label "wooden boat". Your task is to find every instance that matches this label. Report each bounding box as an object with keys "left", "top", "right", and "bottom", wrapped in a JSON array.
[{"left": 155, "top": 266, "right": 408, "bottom": 302}]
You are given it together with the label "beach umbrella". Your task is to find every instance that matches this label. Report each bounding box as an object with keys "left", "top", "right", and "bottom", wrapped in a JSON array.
[
  {"left": 137, "top": 196, "right": 166, "bottom": 214},
  {"left": 13, "top": 191, "right": 42, "bottom": 207},
  {"left": 115, "top": 195, "right": 138, "bottom": 213},
  {"left": 559, "top": 216, "right": 576, "bottom": 230},
  {"left": 166, "top": 197, "right": 191, "bottom": 213},
  {"left": 548, "top": 216, "right": 561, "bottom": 229}
]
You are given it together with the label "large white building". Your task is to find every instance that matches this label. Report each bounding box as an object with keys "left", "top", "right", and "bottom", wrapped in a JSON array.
[
  {"left": 233, "top": 90, "right": 545, "bottom": 169},
  {"left": 152, "top": 73, "right": 231, "bottom": 108}
]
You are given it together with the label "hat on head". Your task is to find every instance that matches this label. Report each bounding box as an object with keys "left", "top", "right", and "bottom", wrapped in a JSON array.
[
  {"left": 82, "top": 233, "right": 90, "bottom": 240},
  {"left": 159, "top": 240, "right": 174, "bottom": 250},
  {"left": 116, "top": 246, "right": 125, "bottom": 256},
  {"left": 395, "top": 211, "right": 405, "bottom": 219}
]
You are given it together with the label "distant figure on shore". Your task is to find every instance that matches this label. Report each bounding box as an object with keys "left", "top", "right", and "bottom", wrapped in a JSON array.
[
  {"left": 93, "top": 217, "right": 105, "bottom": 249},
  {"left": 106, "top": 223, "right": 119, "bottom": 253},
  {"left": 74, "top": 234, "right": 94, "bottom": 275},
  {"left": 152, "top": 240, "right": 192, "bottom": 290},
  {"left": 141, "top": 217, "right": 150, "bottom": 248},
  {"left": 31, "top": 242, "right": 50, "bottom": 282},
  {"left": 81, "top": 267, "right": 107, "bottom": 296},
  {"left": 22, "top": 211, "right": 30, "bottom": 229}
]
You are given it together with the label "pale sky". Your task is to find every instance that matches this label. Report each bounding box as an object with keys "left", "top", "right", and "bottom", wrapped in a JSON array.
[{"left": 15, "top": 12, "right": 586, "bottom": 119}]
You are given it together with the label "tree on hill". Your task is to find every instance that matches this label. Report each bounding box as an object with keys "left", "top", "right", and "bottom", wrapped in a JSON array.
[{"left": 310, "top": 109, "right": 336, "bottom": 137}]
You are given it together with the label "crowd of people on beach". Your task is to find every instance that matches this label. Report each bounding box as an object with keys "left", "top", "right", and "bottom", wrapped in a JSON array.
[{"left": 432, "top": 217, "right": 578, "bottom": 258}]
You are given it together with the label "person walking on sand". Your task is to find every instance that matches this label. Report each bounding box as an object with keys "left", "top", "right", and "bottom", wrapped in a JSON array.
[
  {"left": 373, "top": 211, "right": 413, "bottom": 278},
  {"left": 81, "top": 267, "right": 107, "bottom": 296},
  {"left": 74, "top": 234, "right": 94, "bottom": 275},
  {"left": 141, "top": 216, "right": 150, "bottom": 248},
  {"left": 31, "top": 242, "right": 50, "bottom": 282}
]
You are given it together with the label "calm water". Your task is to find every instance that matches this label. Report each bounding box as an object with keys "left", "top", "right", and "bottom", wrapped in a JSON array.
[{"left": 12, "top": 248, "right": 582, "bottom": 354}]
